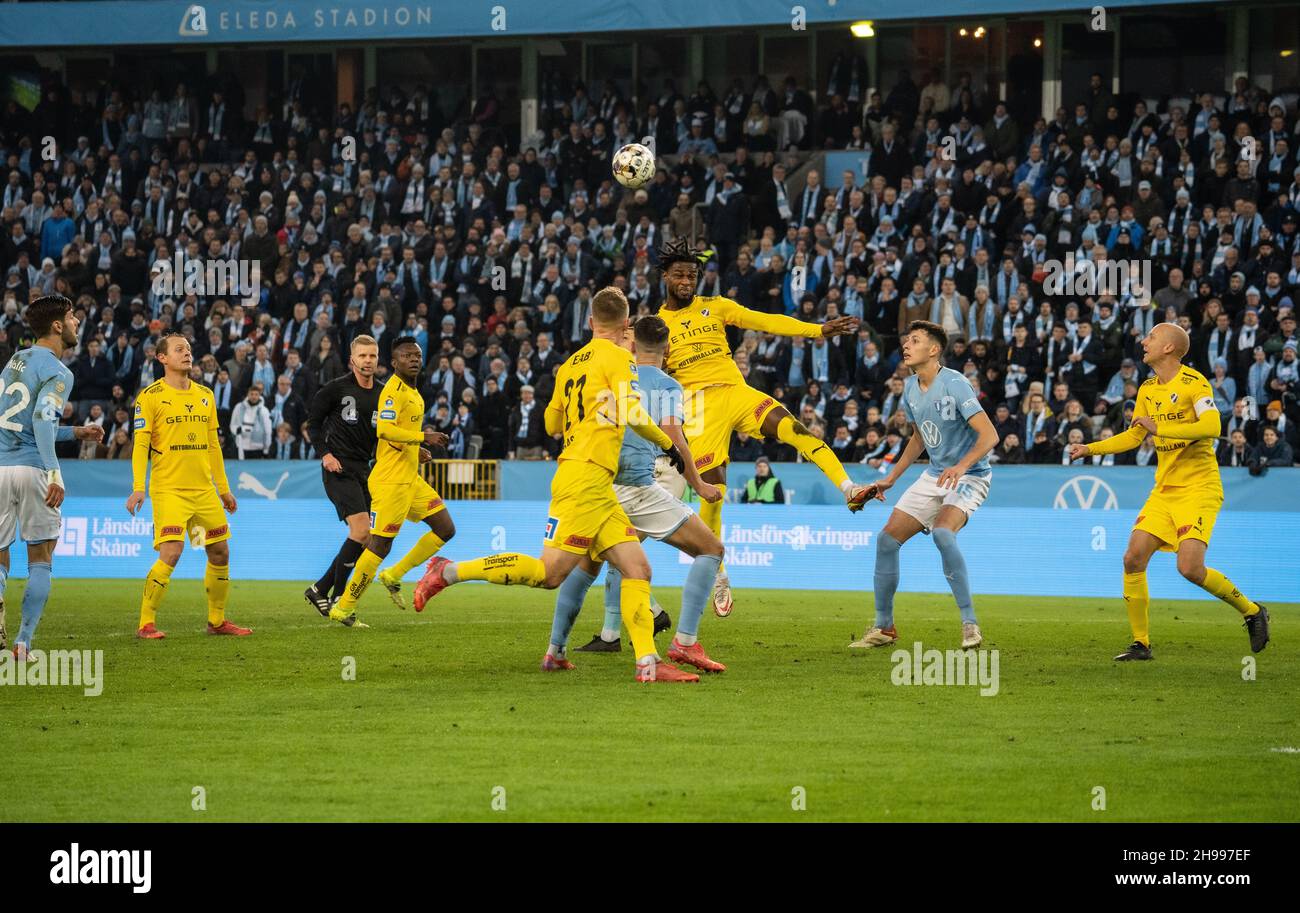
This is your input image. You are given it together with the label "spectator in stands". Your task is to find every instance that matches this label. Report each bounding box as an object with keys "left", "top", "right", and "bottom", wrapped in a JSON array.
[
  {"left": 231, "top": 383, "right": 273, "bottom": 459},
  {"left": 1219, "top": 429, "right": 1253, "bottom": 467},
  {"left": 508, "top": 384, "right": 546, "bottom": 460},
  {"left": 740, "top": 456, "right": 784, "bottom": 504},
  {"left": 1250, "top": 426, "right": 1294, "bottom": 471}
]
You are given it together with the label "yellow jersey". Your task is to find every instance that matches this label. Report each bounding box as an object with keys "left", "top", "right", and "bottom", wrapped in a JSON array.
[
  {"left": 371, "top": 373, "right": 425, "bottom": 486},
  {"left": 660, "top": 295, "right": 823, "bottom": 390},
  {"left": 1135, "top": 367, "right": 1222, "bottom": 492},
  {"left": 131, "top": 379, "right": 230, "bottom": 495},
  {"left": 545, "top": 336, "right": 671, "bottom": 474}
]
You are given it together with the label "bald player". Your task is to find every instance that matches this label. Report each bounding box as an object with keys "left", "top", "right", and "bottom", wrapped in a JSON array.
[{"left": 1069, "top": 322, "right": 1269, "bottom": 660}]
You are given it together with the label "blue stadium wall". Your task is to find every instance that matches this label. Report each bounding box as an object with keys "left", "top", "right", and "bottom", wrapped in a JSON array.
[{"left": 9, "top": 462, "right": 1297, "bottom": 603}]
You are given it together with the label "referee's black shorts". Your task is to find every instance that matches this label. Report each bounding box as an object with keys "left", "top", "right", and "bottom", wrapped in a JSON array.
[{"left": 322, "top": 460, "right": 372, "bottom": 521}]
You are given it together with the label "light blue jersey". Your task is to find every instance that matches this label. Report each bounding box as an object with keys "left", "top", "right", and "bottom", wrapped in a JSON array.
[
  {"left": 903, "top": 367, "right": 990, "bottom": 478},
  {"left": 0, "top": 346, "right": 76, "bottom": 472},
  {"left": 613, "top": 364, "right": 683, "bottom": 487}
]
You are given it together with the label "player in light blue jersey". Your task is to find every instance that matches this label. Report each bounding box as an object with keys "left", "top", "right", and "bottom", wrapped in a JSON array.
[
  {"left": 0, "top": 295, "right": 103, "bottom": 655},
  {"left": 850, "top": 320, "right": 999, "bottom": 650},
  {"left": 543, "top": 315, "right": 729, "bottom": 674}
]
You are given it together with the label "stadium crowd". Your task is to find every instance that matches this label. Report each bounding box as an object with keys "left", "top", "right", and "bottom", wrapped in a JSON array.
[{"left": 1, "top": 58, "right": 1298, "bottom": 472}]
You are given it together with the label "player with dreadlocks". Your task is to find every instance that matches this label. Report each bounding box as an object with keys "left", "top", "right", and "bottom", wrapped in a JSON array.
[{"left": 655, "top": 237, "right": 872, "bottom": 616}]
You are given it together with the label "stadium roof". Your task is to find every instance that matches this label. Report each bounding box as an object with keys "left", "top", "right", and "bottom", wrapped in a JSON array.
[{"left": 0, "top": 0, "right": 1220, "bottom": 49}]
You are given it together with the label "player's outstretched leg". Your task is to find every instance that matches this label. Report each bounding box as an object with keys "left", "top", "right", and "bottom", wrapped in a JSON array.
[
  {"left": 1176, "top": 540, "right": 1269, "bottom": 654},
  {"left": 932, "top": 508, "right": 980, "bottom": 649},
  {"left": 761, "top": 407, "right": 871, "bottom": 510},
  {"left": 205, "top": 542, "right": 250, "bottom": 636},
  {"left": 544, "top": 560, "right": 600, "bottom": 669},
  {"left": 412, "top": 550, "right": 552, "bottom": 612}
]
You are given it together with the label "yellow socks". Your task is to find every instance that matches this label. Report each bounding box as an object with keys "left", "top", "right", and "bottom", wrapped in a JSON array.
[
  {"left": 775, "top": 414, "right": 850, "bottom": 489},
  {"left": 454, "top": 553, "right": 547, "bottom": 586},
  {"left": 139, "top": 559, "right": 174, "bottom": 628},
  {"left": 1201, "top": 567, "right": 1258, "bottom": 616},
  {"left": 338, "top": 549, "right": 383, "bottom": 611},
  {"left": 619, "top": 577, "right": 657, "bottom": 661},
  {"left": 1122, "top": 571, "right": 1150, "bottom": 645},
  {"left": 204, "top": 562, "right": 230, "bottom": 626},
  {"left": 387, "top": 532, "right": 446, "bottom": 579},
  {"left": 698, "top": 491, "right": 727, "bottom": 580}
]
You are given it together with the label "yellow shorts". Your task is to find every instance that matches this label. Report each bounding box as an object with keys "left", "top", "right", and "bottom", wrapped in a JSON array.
[
  {"left": 1134, "top": 485, "right": 1223, "bottom": 552},
  {"left": 151, "top": 488, "right": 231, "bottom": 549},
  {"left": 681, "top": 383, "right": 782, "bottom": 473},
  {"left": 369, "top": 476, "right": 446, "bottom": 536},
  {"left": 543, "top": 460, "right": 637, "bottom": 559}
]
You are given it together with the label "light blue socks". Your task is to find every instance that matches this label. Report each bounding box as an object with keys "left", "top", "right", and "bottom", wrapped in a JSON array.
[
  {"left": 16, "top": 561, "right": 52, "bottom": 648},
  {"left": 873, "top": 533, "right": 901, "bottom": 628},
  {"left": 932, "top": 528, "right": 976, "bottom": 624},
  {"left": 676, "top": 553, "right": 722, "bottom": 645},
  {"left": 547, "top": 567, "right": 597, "bottom": 655}
]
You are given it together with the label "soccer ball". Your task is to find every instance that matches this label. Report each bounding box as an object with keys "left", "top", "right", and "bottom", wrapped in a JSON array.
[{"left": 612, "top": 142, "right": 655, "bottom": 189}]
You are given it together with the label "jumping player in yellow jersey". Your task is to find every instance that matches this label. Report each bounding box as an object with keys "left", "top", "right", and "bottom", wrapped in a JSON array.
[
  {"left": 126, "top": 333, "right": 249, "bottom": 639},
  {"left": 412, "top": 287, "right": 703, "bottom": 683},
  {"left": 1070, "top": 322, "right": 1270, "bottom": 660},
  {"left": 654, "top": 238, "right": 873, "bottom": 615},
  {"left": 328, "top": 336, "right": 453, "bottom": 627}
]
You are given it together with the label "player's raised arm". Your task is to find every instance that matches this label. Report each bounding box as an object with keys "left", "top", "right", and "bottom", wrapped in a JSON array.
[
  {"left": 717, "top": 296, "right": 859, "bottom": 340},
  {"left": 1078, "top": 396, "right": 1149, "bottom": 460}
]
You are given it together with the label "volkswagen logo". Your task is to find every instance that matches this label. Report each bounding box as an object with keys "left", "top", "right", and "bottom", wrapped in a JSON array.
[
  {"left": 919, "top": 420, "right": 942, "bottom": 448},
  {"left": 1053, "top": 475, "right": 1119, "bottom": 510}
]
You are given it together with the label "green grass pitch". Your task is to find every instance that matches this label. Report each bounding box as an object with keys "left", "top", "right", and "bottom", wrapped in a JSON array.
[{"left": 4, "top": 580, "right": 1296, "bottom": 822}]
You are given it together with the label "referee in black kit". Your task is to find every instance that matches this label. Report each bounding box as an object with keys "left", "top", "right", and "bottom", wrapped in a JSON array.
[{"left": 304, "top": 334, "right": 388, "bottom": 615}]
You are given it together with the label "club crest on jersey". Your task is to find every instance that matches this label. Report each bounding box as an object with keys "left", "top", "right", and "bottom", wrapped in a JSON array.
[
  {"left": 201, "top": 397, "right": 208, "bottom": 406},
  {"left": 700, "top": 308, "right": 710, "bottom": 317},
  {"left": 1169, "top": 393, "right": 1178, "bottom": 403}
]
